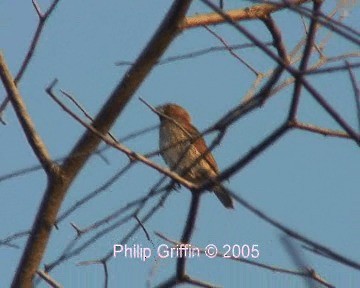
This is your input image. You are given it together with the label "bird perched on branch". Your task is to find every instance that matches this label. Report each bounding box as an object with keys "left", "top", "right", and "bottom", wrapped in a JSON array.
[{"left": 156, "top": 103, "right": 234, "bottom": 209}]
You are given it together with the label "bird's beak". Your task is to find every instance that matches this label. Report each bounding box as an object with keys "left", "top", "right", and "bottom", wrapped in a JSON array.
[{"left": 155, "top": 106, "right": 164, "bottom": 118}]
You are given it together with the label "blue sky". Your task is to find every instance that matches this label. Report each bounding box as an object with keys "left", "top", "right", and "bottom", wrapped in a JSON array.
[{"left": 0, "top": 1, "right": 359, "bottom": 287}]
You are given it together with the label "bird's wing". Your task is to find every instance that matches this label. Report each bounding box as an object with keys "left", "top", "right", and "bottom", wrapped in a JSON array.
[{"left": 186, "top": 124, "right": 220, "bottom": 174}]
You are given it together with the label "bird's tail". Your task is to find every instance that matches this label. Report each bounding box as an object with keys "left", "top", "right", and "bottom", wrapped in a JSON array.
[{"left": 213, "top": 185, "right": 234, "bottom": 209}]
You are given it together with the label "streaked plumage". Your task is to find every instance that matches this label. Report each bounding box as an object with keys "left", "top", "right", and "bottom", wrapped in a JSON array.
[{"left": 156, "top": 103, "right": 234, "bottom": 209}]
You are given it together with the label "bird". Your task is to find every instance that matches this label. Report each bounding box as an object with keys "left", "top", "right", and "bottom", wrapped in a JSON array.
[{"left": 156, "top": 103, "right": 234, "bottom": 209}]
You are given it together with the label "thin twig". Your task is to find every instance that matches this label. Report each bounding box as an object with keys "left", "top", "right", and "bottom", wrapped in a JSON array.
[
  {"left": 0, "top": 230, "right": 30, "bottom": 249},
  {"left": 346, "top": 60, "right": 360, "bottom": 132},
  {"left": 281, "top": 236, "right": 315, "bottom": 288},
  {"left": 55, "top": 163, "right": 133, "bottom": 225},
  {"left": 231, "top": 192, "right": 360, "bottom": 270},
  {"left": 200, "top": 0, "right": 360, "bottom": 144},
  {"left": 115, "top": 42, "right": 272, "bottom": 66},
  {"left": 134, "top": 215, "right": 152, "bottom": 242},
  {"left": 203, "top": 25, "right": 260, "bottom": 76},
  {"left": 0, "top": 0, "right": 61, "bottom": 122},
  {"left": 156, "top": 232, "right": 335, "bottom": 288},
  {"left": 36, "top": 270, "right": 63, "bottom": 288},
  {"left": 291, "top": 121, "right": 350, "bottom": 139},
  {"left": 0, "top": 124, "right": 157, "bottom": 184},
  {"left": 305, "top": 61, "right": 360, "bottom": 75},
  {"left": 46, "top": 83, "right": 197, "bottom": 190},
  {"left": 177, "top": 193, "right": 201, "bottom": 278}
]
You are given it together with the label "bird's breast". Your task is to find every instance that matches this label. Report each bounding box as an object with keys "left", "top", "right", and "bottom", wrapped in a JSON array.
[
  {"left": 159, "top": 122, "right": 190, "bottom": 168},
  {"left": 159, "top": 122, "right": 217, "bottom": 180}
]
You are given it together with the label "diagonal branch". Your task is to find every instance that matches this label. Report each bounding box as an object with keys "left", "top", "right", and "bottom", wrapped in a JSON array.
[
  {"left": 10, "top": 1, "right": 193, "bottom": 287},
  {"left": 346, "top": 60, "right": 360, "bottom": 132},
  {"left": 61, "top": 0, "right": 192, "bottom": 177},
  {"left": 46, "top": 83, "right": 197, "bottom": 190},
  {"left": 203, "top": 25, "right": 260, "bottom": 76},
  {"left": 200, "top": 0, "right": 360, "bottom": 144},
  {"left": 231, "top": 192, "right": 360, "bottom": 270},
  {"left": 0, "top": 53, "right": 55, "bottom": 174},
  {"left": 36, "top": 270, "right": 62, "bottom": 288},
  {"left": 157, "top": 232, "right": 335, "bottom": 288},
  {"left": 0, "top": 0, "right": 61, "bottom": 122},
  {"left": 115, "top": 42, "right": 273, "bottom": 67},
  {"left": 205, "top": 123, "right": 289, "bottom": 190},
  {"left": 288, "top": 0, "right": 322, "bottom": 120},
  {"left": 279, "top": 1, "right": 360, "bottom": 45}
]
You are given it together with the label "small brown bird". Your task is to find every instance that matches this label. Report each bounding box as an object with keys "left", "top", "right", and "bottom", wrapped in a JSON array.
[{"left": 156, "top": 103, "right": 234, "bottom": 209}]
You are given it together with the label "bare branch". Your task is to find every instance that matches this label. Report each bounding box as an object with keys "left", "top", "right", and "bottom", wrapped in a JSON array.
[
  {"left": 177, "top": 193, "right": 201, "bottom": 278},
  {"left": 46, "top": 84, "right": 197, "bottom": 190},
  {"left": 0, "top": 53, "right": 55, "bottom": 174},
  {"left": 291, "top": 121, "right": 351, "bottom": 139},
  {"left": 115, "top": 42, "right": 273, "bottom": 66},
  {"left": 0, "top": 230, "right": 30, "bottom": 249},
  {"left": 346, "top": 60, "right": 360, "bottom": 132},
  {"left": 200, "top": 0, "right": 360, "bottom": 144},
  {"left": 271, "top": 0, "right": 360, "bottom": 45},
  {"left": 203, "top": 25, "right": 260, "bottom": 76},
  {"left": 0, "top": 0, "right": 61, "bottom": 122},
  {"left": 11, "top": 2, "right": 193, "bottom": 287},
  {"left": 32, "top": 0, "right": 43, "bottom": 18},
  {"left": 0, "top": 124, "right": 157, "bottom": 184},
  {"left": 55, "top": 163, "right": 133, "bottom": 225},
  {"left": 61, "top": 0, "right": 193, "bottom": 177},
  {"left": 305, "top": 61, "right": 360, "bottom": 75},
  {"left": 204, "top": 124, "right": 289, "bottom": 189},
  {"left": 231, "top": 191, "right": 360, "bottom": 270},
  {"left": 182, "top": 0, "right": 310, "bottom": 29},
  {"left": 4, "top": 1, "right": 358, "bottom": 286},
  {"left": 60, "top": 89, "right": 95, "bottom": 123},
  {"left": 281, "top": 236, "right": 316, "bottom": 288},
  {"left": 156, "top": 232, "right": 335, "bottom": 288},
  {"left": 134, "top": 215, "right": 152, "bottom": 242},
  {"left": 288, "top": 0, "right": 322, "bottom": 120},
  {"left": 36, "top": 270, "right": 63, "bottom": 288}
]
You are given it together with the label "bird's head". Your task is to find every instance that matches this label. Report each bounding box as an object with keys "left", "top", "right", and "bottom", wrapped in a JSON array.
[{"left": 155, "top": 103, "right": 192, "bottom": 124}]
